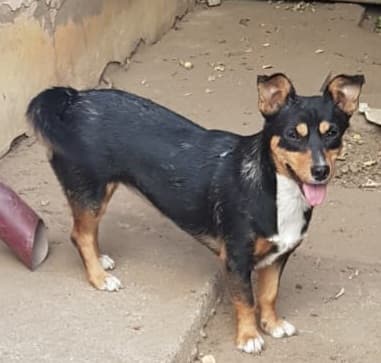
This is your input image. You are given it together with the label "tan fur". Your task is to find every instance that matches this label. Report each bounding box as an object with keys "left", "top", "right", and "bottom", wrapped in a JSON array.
[
  {"left": 254, "top": 237, "right": 273, "bottom": 258},
  {"left": 270, "top": 136, "right": 313, "bottom": 182},
  {"left": 324, "top": 147, "right": 341, "bottom": 179},
  {"left": 219, "top": 243, "right": 227, "bottom": 262},
  {"left": 296, "top": 123, "right": 308, "bottom": 137},
  {"left": 256, "top": 263, "right": 283, "bottom": 334},
  {"left": 196, "top": 235, "right": 225, "bottom": 256},
  {"left": 319, "top": 120, "right": 331, "bottom": 135},
  {"left": 258, "top": 75, "right": 292, "bottom": 115},
  {"left": 69, "top": 183, "right": 118, "bottom": 289},
  {"left": 327, "top": 76, "right": 362, "bottom": 115},
  {"left": 233, "top": 300, "right": 261, "bottom": 346}
]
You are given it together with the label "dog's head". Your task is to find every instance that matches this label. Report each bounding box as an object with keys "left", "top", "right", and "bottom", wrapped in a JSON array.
[{"left": 257, "top": 73, "right": 365, "bottom": 206}]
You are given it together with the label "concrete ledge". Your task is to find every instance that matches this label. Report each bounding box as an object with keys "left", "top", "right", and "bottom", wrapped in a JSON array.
[{"left": 0, "top": 0, "right": 195, "bottom": 156}]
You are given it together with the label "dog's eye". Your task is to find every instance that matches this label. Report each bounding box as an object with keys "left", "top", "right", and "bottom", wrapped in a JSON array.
[
  {"left": 326, "top": 126, "right": 339, "bottom": 138},
  {"left": 286, "top": 128, "right": 300, "bottom": 140}
]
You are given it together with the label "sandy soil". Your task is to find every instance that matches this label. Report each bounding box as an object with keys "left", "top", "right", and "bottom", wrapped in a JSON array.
[{"left": 0, "top": 1, "right": 380, "bottom": 363}]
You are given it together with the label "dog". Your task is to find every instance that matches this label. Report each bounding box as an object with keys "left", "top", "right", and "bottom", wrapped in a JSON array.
[{"left": 27, "top": 73, "right": 364, "bottom": 354}]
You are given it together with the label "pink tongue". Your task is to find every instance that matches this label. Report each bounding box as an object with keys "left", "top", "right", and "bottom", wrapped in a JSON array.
[{"left": 302, "top": 183, "right": 328, "bottom": 206}]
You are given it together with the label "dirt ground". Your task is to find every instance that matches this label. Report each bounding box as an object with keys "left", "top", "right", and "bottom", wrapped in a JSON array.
[{"left": 0, "top": 1, "right": 381, "bottom": 363}]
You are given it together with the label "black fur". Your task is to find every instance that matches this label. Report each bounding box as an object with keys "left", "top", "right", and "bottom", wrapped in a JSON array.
[{"left": 27, "top": 73, "right": 364, "bottom": 351}]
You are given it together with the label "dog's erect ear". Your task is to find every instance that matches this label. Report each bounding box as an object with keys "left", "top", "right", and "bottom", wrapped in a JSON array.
[
  {"left": 324, "top": 74, "right": 365, "bottom": 115},
  {"left": 257, "top": 73, "right": 295, "bottom": 116}
]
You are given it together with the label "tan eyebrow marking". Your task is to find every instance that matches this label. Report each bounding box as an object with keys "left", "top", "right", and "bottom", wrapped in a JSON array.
[
  {"left": 319, "top": 120, "right": 331, "bottom": 134},
  {"left": 296, "top": 123, "right": 308, "bottom": 137}
]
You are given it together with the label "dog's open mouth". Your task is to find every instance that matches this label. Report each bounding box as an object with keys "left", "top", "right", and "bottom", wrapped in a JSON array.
[{"left": 286, "top": 164, "right": 328, "bottom": 207}]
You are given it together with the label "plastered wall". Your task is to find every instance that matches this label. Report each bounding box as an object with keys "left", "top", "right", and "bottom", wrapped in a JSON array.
[{"left": 0, "top": 0, "right": 195, "bottom": 156}]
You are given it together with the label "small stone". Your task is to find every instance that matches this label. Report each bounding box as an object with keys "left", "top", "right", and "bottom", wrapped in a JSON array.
[
  {"left": 208, "top": 75, "right": 216, "bottom": 82},
  {"left": 314, "top": 49, "right": 324, "bottom": 54},
  {"left": 239, "top": 18, "right": 251, "bottom": 26},
  {"left": 262, "top": 64, "right": 273, "bottom": 69},
  {"left": 205, "top": 88, "right": 213, "bottom": 94},
  {"left": 190, "top": 346, "right": 199, "bottom": 360},
  {"left": 180, "top": 60, "right": 194, "bottom": 70},
  {"left": 40, "top": 200, "right": 50, "bottom": 206},
  {"left": 201, "top": 355, "right": 216, "bottom": 363},
  {"left": 213, "top": 64, "right": 225, "bottom": 72},
  {"left": 206, "top": 0, "right": 221, "bottom": 6},
  {"left": 295, "top": 283, "right": 303, "bottom": 290},
  {"left": 340, "top": 165, "right": 349, "bottom": 174},
  {"left": 200, "top": 328, "right": 207, "bottom": 338},
  {"left": 349, "top": 163, "right": 360, "bottom": 173},
  {"left": 262, "top": 42, "right": 271, "bottom": 47}
]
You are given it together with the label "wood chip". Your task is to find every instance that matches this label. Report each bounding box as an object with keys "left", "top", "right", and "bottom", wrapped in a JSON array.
[
  {"left": 361, "top": 179, "right": 381, "bottom": 188},
  {"left": 334, "top": 287, "right": 345, "bottom": 300},
  {"left": 363, "top": 160, "right": 377, "bottom": 167}
]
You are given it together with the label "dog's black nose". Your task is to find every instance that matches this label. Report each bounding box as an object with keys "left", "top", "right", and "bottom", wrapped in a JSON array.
[{"left": 311, "top": 165, "right": 330, "bottom": 181}]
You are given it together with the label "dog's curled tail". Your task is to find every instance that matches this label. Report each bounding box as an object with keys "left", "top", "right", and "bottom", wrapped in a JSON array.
[{"left": 26, "top": 87, "right": 80, "bottom": 157}]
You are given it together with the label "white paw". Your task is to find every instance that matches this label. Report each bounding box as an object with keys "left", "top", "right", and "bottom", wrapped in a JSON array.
[
  {"left": 101, "top": 275, "right": 123, "bottom": 292},
  {"left": 270, "top": 320, "right": 297, "bottom": 338},
  {"left": 237, "top": 335, "right": 265, "bottom": 354},
  {"left": 99, "top": 254, "right": 115, "bottom": 270}
]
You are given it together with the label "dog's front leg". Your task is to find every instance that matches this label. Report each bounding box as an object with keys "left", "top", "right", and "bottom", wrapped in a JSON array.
[
  {"left": 256, "top": 253, "right": 297, "bottom": 338},
  {"left": 225, "top": 241, "right": 264, "bottom": 354}
]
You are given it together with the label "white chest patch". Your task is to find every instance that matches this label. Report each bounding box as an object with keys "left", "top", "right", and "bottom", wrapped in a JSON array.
[{"left": 257, "top": 174, "right": 309, "bottom": 268}]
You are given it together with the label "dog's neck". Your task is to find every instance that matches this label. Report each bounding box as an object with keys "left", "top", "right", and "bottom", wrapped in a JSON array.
[{"left": 240, "top": 131, "right": 276, "bottom": 189}]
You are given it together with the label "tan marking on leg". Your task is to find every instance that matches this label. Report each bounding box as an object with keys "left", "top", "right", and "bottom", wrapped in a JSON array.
[
  {"left": 233, "top": 299, "right": 261, "bottom": 347},
  {"left": 70, "top": 183, "right": 118, "bottom": 289},
  {"left": 219, "top": 243, "right": 226, "bottom": 262},
  {"left": 254, "top": 237, "right": 273, "bottom": 258},
  {"left": 296, "top": 122, "right": 308, "bottom": 137},
  {"left": 94, "top": 182, "right": 118, "bottom": 255},
  {"left": 196, "top": 235, "right": 224, "bottom": 256},
  {"left": 319, "top": 120, "right": 331, "bottom": 135},
  {"left": 256, "top": 263, "right": 280, "bottom": 333},
  {"left": 256, "top": 263, "right": 297, "bottom": 338},
  {"left": 70, "top": 208, "right": 109, "bottom": 289}
]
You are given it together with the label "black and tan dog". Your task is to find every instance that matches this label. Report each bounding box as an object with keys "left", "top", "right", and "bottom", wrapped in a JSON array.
[{"left": 27, "top": 73, "right": 364, "bottom": 354}]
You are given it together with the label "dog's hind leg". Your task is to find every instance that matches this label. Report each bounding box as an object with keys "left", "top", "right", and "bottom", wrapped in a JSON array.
[
  {"left": 95, "top": 183, "right": 119, "bottom": 272},
  {"left": 49, "top": 154, "right": 121, "bottom": 291},
  {"left": 70, "top": 196, "right": 121, "bottom": 292}
]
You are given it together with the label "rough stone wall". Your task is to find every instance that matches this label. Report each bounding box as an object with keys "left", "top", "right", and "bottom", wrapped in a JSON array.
[{"left": 0, "top": 0, "right": 195, "bottom": 157}]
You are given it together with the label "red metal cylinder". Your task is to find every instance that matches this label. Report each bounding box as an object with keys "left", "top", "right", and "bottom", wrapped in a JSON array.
[{"left": 0, "top": 182, "right": 49, "bottom": 270}]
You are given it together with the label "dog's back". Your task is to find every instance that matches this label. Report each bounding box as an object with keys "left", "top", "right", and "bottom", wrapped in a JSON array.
[{"left": 26, "top": 87, "right": 240, "bottom": 234}]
